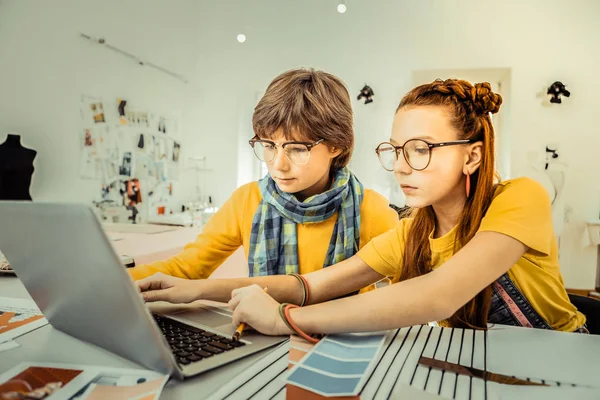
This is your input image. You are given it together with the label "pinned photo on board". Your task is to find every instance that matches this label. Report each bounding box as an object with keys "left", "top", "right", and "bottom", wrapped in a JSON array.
[
  {"left": 90, "top": 102, "right": 105, "bottom": 123},
  {"left": 172, "top": 142, "right": 181, "bottom": 163},
  {"left": 119, "top": 152, "right": 133, "bottom": 177},
  {"left": 117, "top": 98, "right": 127, "bottom": 125},
  {"left": 126, "top": 179, "right": 142, "bottom": 206},
  {"left": 84, "top": 129, "right": 94, "bottom": 147},
  {"left": 80, "top": 129, "right": 102, "bottom": 179},
  {"left": 158, "top": 117, "right": 167, "bottom": 134}
]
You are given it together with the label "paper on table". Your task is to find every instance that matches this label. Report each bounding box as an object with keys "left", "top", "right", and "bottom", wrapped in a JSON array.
[
  {"left": 487, "top": 325, "right": 600, "bottom": 388},
  {"left": 0, "top": 297, "right": 48, "bottom": 343},
  {"left": 487, "top": 381, "right": 600, "bottom": 400},
  {"left": 0, "top": 340, "right": 20, "bottom": 353},
  {"left": 0, "top": 362, "right": 168, "bottom": 400}
]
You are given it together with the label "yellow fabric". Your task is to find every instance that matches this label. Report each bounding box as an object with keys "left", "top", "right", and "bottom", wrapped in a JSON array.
[
  {"left": 357, "top": 177, "right": 586, "bottom": 332},
  {"left": 129, "top": 182, "right": 399, "bottom": 281}
]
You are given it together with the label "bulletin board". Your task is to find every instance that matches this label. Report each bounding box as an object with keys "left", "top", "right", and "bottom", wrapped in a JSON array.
[
  {"left": 78, "top": 95, "right": 182, "bottom": 208},
  {"left": 79, "top": 95, "right": 181, "bottom": 182}
]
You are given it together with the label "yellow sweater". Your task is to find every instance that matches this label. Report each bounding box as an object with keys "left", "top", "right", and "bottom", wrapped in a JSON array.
[{"left": 129, "top": 182, "right": 399, "bottom": 281}]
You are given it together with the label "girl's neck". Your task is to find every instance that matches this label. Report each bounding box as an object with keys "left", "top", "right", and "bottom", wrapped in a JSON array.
[{"left": 432, "top": 189, "right": 467, "bottom": 238}]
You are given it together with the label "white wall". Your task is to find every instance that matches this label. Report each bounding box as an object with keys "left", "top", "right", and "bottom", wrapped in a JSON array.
[
  {"left": 0, "top": 0, "right": 234, "bottom": 205},
  {"left": 1, "top": 0, "right": 599, "bottom": 288}
]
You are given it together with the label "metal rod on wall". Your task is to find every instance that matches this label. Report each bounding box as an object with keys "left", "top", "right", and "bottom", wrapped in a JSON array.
[{"left": 79, "top": 33, "right": 188, "bottom": 84}]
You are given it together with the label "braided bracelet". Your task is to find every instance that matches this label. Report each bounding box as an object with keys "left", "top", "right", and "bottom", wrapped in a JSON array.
[
  {"left": 296, "top": 274, "right": 310, "bottom": 305},
  {"left": 288, "top": 273, "right": 308, "bottom": 306}
]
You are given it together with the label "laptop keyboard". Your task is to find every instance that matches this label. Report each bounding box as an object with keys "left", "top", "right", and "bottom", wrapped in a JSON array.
[{"left": 153, "top": 314, "right": 245, "bottom": 366}]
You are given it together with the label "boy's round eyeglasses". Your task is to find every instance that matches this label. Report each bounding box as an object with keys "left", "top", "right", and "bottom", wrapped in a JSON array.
[{"left": 249, "top": 137, "right": 324, "bottom": 165}]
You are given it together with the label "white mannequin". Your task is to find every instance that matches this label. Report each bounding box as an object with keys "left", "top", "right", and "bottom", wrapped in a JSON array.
[{"left": 524, "top": 147, "right": 567, "bottom": 240}]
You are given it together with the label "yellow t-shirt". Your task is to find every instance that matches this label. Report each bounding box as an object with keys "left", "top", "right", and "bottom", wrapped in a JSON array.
[
  {"left": 129, "top": 182, "right": 399, "bottom": 281},
  {"left": 357, "top": 177, "right": 586, "bottom": 332}
]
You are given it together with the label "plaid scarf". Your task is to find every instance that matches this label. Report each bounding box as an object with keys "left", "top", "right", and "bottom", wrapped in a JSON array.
[{"left": 248, "top": 167, "right": 364, "bottom": 276}]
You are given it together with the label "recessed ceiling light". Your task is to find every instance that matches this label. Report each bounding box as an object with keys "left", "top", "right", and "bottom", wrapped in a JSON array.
[
  {"left": 237, "top": 34, "right": 246, "bottom": 43},
  {"left": 337, "top": 3, "right": 347, "bottom": 13}
]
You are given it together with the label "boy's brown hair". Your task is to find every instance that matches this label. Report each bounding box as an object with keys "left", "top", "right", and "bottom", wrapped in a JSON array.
[{"left": 252, "top": 68, "right": 354, "bottom": 170}]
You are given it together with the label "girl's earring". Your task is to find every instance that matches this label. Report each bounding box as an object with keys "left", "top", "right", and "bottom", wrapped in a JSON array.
[{"left": 465, "top": 171, "right": 471, "bottom": 198}]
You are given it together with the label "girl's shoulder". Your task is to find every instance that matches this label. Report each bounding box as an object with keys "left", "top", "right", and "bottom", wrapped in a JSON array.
[{"left": 494, "top": 176, "right": 549, "bottom": 200}]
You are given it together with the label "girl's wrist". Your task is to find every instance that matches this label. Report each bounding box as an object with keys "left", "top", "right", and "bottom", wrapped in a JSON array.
[{"left": 282, "top": 304, "right": 320, "bottom": 343}]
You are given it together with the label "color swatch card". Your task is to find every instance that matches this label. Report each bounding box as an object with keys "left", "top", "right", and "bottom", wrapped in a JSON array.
[
  {"left": 0, "top": 297, "right": 48, "bottom": 343},
  {"left": 286, "top": 332, "right": 388, "bottom": 397}
]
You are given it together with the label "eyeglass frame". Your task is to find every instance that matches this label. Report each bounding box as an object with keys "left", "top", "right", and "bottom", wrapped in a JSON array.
[
  {"left": 248, "top": 136, "right": 325, "bottom": 165},
  {"left": 375, "top": 138, "right": 475, "bottom": 171}
]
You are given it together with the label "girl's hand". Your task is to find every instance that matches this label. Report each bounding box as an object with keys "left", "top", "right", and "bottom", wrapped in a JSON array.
[{"left": 228, "top": 284, "right": 292, "bottom": 336}]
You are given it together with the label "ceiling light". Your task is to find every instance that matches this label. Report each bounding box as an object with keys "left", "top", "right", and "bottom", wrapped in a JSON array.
[
  {"left": 337, "top": 3, "right": 347, "bottom": 13},
  {"left": 237, "top": 34, "right": 246, "bottom": 43}
]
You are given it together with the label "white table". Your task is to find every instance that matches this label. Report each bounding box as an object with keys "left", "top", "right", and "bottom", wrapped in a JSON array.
[
  {"left": 103, "top": 223, "right": 248, "bottom": 278},
  {"left": 2, "top": 276, "right": 600, "bottom": 399}
]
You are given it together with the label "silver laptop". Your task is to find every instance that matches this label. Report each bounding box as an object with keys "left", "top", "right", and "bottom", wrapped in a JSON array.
[{"left": 0, "top": 202, "right": 286, "bottom": 380}]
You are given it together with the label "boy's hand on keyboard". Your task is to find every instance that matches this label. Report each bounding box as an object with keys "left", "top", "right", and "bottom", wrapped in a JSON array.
[{"left": 136, "top": 273, "right": 202, "bottom": 304}]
